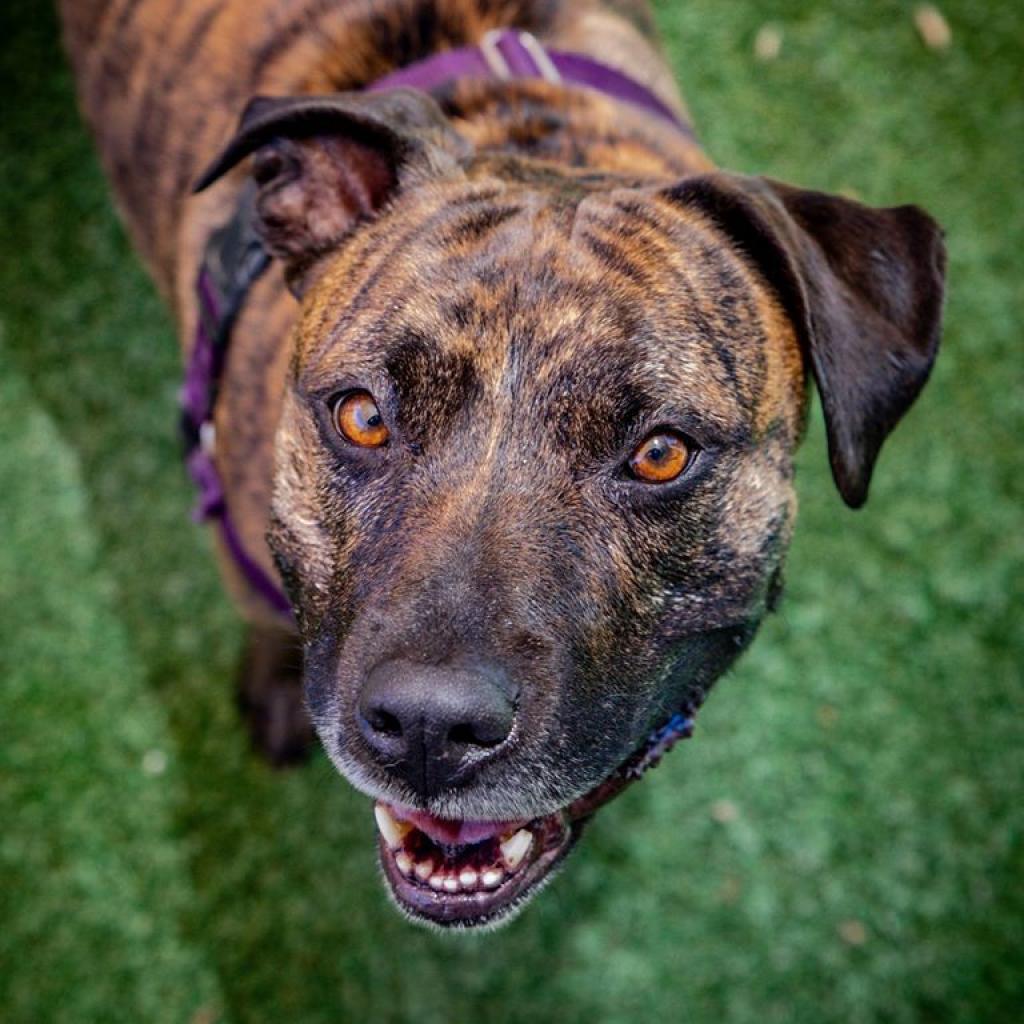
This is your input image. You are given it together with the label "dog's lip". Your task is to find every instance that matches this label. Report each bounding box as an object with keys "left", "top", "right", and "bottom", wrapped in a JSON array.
[
  {"left": 376, "top": 804, "right": 576, "bottom": 928},
  {"left": 386, "top": 805, "right": 527, "bottom": 846}
]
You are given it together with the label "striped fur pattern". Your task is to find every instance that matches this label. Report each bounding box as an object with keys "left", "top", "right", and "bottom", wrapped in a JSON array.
[
  {"left": 60, "top": 0, "right": 687, "bottom": 292},
  {"left": 278, "top": 172, "right": 805, "bottom": 818},
  {"left": 60, "top": 0, "right": 699, "bottom": 625},
  {"left": 60, "top": 0, "right": 943, "bottom": 925}
]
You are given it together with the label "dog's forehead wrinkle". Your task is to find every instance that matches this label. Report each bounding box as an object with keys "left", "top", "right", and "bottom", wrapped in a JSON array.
[
  {"left": 563, "top": 200, "right": 777, "bottom": 427},
  {"left": 297, "top": 179, "right": 525, "bottom": 366},
  {"left": 306, "top": 199, "right": 566, "bottom": 386},
  {"left": 299, "top": 201, "right": 439, "bottom": 364}
]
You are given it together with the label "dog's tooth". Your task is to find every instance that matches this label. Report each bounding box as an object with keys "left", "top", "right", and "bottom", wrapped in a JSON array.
[
  {"left": 442, "top": 876, "right": 460, "bottom": 893},
  {"left": 480, "top": 868, "right": 504, "bottom": 889},
  {"left": 500, "top": 829, "right": 533, "bottom": 870},
  {"left": 458, "top": 868, "right": 478, "bottom": 889},
  {"left": 374, "top": 804, "right": 411, "bottom": 850},
  {"left": 414, "top": 858, "right": 434, "bottom": 882},
  {"left": 395, "top": 850, "right": 413, "bottom": 876},
  {"left": 428, "top": 874, "right": 445, "bottom": 890}
]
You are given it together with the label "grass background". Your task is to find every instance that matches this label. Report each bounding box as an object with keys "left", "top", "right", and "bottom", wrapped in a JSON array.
[{"left": 1, "top": 1, "right": 1021, "bottom": 1021}]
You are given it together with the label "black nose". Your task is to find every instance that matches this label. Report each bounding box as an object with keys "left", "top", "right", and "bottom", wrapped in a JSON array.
[{"left": 357, "top": 659, "right": 517, "bottom": 797}]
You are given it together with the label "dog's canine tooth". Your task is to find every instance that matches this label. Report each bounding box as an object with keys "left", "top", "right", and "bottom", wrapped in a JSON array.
[
  {"left": 395, "top": 850, "right": 413, "bottom": 875},
  {"left": 458, "top": 868, "right": 478, "bottom": 889},
  {"left": 499, "top": 829, "right": 533, "bottom": 870},
  {"left": 373, "top": 804, "right": 411, "bottom": 850},
  {"left": 414, "top": 858, "right": 434, "bottom": 882},
  {"left": 480, "top": 868, "right": 504, "bottom": 888},
  {"left": 442, "top": 876, "right": 460, "bottom": 893}
]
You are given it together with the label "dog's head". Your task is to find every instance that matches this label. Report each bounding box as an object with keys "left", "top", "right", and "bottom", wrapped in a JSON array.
[{"left": 198, "top": 89, "right": 945, "bottom": 928}]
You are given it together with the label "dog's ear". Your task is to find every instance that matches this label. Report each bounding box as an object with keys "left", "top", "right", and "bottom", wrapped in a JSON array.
[
  {"left": 194, "top": 89, "right": 471, "bottom": 295},
  {"left": 665, "top": 174, "right": 946, "bottom": 507}
]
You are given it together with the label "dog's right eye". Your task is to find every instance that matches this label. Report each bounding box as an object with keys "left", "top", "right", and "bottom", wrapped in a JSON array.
[
  {"left": 332, "top": 391, "right": 390, "bottom": 448},
  {"left": 628, "top": 430, "right": 694, "bottom": 484}
]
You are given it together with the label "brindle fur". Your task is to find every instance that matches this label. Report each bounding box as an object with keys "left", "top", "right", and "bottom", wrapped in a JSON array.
[
  {"left": 60, "top": 0, "right": 700, "bottom": 629},
  {"left": 59, "top": 0, "right": 709, "bottom": 761},
  {"left": 60, "top": 0, "right": 944, "bottom": 879}
]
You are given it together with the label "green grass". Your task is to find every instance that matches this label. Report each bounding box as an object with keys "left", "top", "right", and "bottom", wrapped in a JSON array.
[{"left": 1, "top": 1, "right": 1021, "bottom": 1021}]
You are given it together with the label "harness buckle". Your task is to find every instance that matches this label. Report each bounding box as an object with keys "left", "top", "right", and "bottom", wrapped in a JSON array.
[
  {"left": 517, "top": 32, "right": 562, "bottom": 84},
  {"left": 480, "top": 29, "right": 512, "bottom": 80},
  {"left": 199, "top": 420, "right": 217, "bottom": 456},
  {"left": 480, "top": 29, "right": 564, "bottom": 85}
]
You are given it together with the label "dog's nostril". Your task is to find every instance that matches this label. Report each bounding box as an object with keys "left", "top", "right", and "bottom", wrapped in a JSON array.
[
  {"left": 447, "top": 717, "right": 509, "bottom": 748},
  {"left": 366, "top": 708, "right": 403, "bottom": 737},
  {"left": 447, "top": 722, "right": 476, "bottom": 746},
  {"left": 357, "top": 659, "right": 517, "bottom": 794},
  {"left": 447, "top": 721, "right": 500, "bottom": 748}
]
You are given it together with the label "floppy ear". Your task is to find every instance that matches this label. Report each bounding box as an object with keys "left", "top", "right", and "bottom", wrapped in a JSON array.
[
  {"left": 665, "top": 174, "right": 946, "bottom": 507},
  {"left": 194, "top": 89, "right": 471, "bottom": 295}
]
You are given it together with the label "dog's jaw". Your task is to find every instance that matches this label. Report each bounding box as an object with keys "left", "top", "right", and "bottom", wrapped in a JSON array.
[{"left": 367, "top": 709, "right": 697, "bottom": 929}]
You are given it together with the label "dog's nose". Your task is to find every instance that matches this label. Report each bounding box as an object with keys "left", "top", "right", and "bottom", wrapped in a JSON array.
[{"left": 357, "top": 659, "right": 517, "bottom": 796}]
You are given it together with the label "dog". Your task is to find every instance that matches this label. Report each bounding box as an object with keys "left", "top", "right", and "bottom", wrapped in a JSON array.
[{"left": 60, "top": 0, "right": 946, "bottom": 928}]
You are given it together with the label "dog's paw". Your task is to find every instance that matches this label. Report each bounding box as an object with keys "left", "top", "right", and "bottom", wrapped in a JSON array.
[{"left": 236, "top": 626, "right": 316, "bottom": 767}]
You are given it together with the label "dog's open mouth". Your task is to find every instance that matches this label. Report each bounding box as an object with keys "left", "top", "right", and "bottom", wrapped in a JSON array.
[
  {"left": 372, "top": 709, "right": 698, "bottom": 928},
  {"left": 374, "top": 802, "right": 577, "bottom": 928}
]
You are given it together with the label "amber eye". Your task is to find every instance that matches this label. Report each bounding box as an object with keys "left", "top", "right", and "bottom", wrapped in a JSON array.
[
  {"left": 332, "top": 391, "right": 389, "bottom": 448},
  {"left": 628, "top": 431, "right": 693, "bottom": 484}
]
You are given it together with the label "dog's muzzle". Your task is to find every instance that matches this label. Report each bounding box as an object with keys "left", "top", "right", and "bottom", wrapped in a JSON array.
[{"left": 369, "top": 708, "right": 697, "bottom": 928}]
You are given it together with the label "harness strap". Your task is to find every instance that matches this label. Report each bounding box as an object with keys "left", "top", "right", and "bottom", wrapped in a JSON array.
[
  {"left": 180, "top": 183, "right": 293, "bottom": 618},
  {"left": 367, "top": 29, "right": 691, "bottom": 133}
]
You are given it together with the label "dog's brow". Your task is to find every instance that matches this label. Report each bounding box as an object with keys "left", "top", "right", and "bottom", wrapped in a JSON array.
[{"left": 384, "top": 331, "right": 483, "bottom": 432}]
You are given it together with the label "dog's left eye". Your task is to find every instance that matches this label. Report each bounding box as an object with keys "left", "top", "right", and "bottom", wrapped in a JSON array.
[
  {"left": 628, "top": 430, "right": 694, "bottom": 484},
  {"left": 332, "top": 391, "right": 390, "bottom": 448}
]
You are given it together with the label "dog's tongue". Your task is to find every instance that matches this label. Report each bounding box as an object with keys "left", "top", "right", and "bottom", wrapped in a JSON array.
[{"left": 390, "top": 805, "right": 525, "bottom": 846}]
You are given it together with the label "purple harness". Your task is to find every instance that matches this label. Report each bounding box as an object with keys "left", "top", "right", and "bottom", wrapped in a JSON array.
[
  {"left": 182, "top": 29, "right": 692, "bottom": 622},
  {"left": 366, "top": 28, "right": 690, "bottom": 131},
  {"left": 181, "top": 184, "right": 293, "bottom": 618}
]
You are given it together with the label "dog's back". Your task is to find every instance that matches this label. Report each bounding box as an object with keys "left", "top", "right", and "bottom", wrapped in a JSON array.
[{"left": 60, "top": 0, "right": 681, "bottom": 298}]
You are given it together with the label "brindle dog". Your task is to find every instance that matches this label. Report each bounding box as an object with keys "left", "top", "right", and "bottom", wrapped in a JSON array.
[{"left": 60, "top": 0, "right": 946, "bottom": 928}]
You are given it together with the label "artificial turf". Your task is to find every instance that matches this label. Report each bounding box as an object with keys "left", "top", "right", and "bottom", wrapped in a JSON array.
[{"left": 0, "top": 1, "right": 1021, "bottom": 1021}]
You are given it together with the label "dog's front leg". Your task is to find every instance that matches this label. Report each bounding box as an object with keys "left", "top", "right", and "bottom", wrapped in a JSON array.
[{"left": 236, "top": 624, "right": 314, "bottom": 766}]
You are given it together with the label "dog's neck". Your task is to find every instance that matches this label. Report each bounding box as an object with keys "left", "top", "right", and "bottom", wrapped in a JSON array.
[
  {"left": 435, "top": 76, "right": 708, "bottom": 180},
  {"left": 349, "top": 17, "right": 709, "bottom": 182},
  {"left": 283, "top": 0, "right": 689, "bottom": 129}
]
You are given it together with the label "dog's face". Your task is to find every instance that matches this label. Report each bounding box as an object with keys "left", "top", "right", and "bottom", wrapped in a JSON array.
[{"left": 200, "top": 90, "right": 945, "bottom": 928}]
